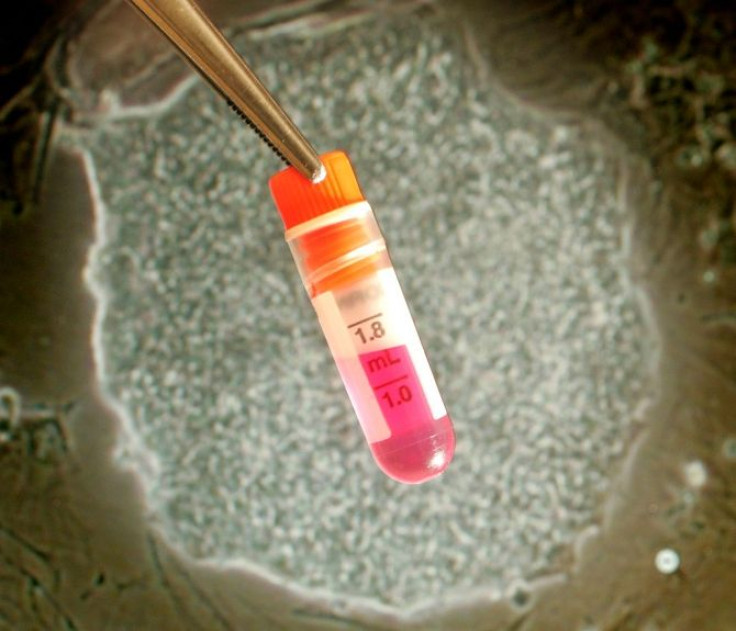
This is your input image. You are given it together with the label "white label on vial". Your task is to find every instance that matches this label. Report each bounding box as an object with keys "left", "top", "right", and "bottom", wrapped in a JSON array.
[
  {"left": 313, "top": 290, "right": 391, "bottom": 443},
  {"left": 312, "top": 268, "right": 446, "bottom": 444}
]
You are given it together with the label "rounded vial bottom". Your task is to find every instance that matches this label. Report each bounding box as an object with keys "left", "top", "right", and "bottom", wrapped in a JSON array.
[{"left": 369, "top": 415, "right": 455, "bottom": 484}]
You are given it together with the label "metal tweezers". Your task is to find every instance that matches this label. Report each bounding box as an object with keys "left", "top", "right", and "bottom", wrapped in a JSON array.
[{"left": 127, "top": 0, "right": 325, "bottom": 182}]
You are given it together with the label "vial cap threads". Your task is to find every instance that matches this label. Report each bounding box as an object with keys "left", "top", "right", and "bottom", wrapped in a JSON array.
[{"left": 269, "top": 150, "right": 365, "bottom": 229}]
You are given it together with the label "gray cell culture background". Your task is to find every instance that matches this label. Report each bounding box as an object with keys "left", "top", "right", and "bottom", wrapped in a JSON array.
[{"left": 1, "top": 0, "right": 736, "bottom": 629}]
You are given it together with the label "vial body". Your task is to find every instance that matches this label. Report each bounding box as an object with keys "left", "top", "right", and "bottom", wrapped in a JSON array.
[
  {"left": 270, "top": 150, "right": 455, "bottom": 483},
  {"left": 287, "top": 202, "right": 455, "bottom": 483}
]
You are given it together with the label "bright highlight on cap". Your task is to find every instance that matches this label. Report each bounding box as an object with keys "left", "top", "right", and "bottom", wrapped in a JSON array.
[{"left": 311, "top": 163, "right": 327, "bottom": 184}]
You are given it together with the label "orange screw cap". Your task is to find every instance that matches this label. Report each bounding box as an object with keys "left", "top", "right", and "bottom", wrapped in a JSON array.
[{"left": 269, "top": 150, "right": 365, "bottom": 230}]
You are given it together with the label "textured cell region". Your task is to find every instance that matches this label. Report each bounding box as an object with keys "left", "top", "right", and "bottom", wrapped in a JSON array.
[{"left": 72, "top": 9, "right": 654, "bottom": 605}]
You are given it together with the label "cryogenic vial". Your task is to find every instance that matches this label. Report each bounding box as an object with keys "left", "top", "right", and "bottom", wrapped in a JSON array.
[{"left": 269, "top": 150, "right": 455, "bottom": 483}]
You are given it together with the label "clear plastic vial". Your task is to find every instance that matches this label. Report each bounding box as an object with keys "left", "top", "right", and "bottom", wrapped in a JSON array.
[{"left": 269, "top": 151, "right": 455, "bottom": 484}]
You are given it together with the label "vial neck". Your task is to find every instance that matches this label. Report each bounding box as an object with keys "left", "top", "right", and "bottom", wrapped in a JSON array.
[{"left": 286, "top": 203, "right": 389, "bottom": 296}]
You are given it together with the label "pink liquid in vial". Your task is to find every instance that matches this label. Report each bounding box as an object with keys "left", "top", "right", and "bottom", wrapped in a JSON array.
[
  {"left": 369, "top": 414, "right": 455, "bottom": 484},
  {"left": 339, "top": 345, "right": 455, "bottom": 484}
]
